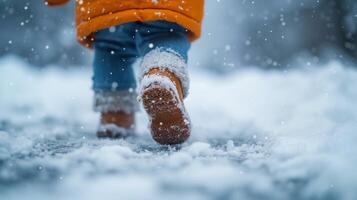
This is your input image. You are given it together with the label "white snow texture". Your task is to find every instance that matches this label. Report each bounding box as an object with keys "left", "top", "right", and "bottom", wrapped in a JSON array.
[{"left": 1, "top": 56, "right": 357, "bottom": 200}]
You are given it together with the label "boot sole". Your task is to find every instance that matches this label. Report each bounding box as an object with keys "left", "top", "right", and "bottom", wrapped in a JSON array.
[{"left": 142, "top": 84, "right": 190, "bottom": 145}]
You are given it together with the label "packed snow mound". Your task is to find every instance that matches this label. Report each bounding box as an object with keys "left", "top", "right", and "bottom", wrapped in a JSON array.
[{"left": 1, "top": 56, "right": 357, "bottom": 200}]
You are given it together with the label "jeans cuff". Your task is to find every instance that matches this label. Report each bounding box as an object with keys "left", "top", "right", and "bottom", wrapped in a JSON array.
[
  {"left": 94, "top": 90, "right": 139, "bottom": 113},
  {"left": 139, "top": 48, "right": 190, "bottom": 98}
]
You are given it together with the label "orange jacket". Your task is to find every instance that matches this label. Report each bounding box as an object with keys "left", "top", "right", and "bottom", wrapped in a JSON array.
[{"left": 46, "top": 0, "right": 204, "bottom": 47}]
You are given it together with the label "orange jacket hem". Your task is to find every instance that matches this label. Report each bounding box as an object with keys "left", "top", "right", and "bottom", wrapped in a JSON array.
[{"left": 77, "top": 9, "right": 202, "bottom": 48}]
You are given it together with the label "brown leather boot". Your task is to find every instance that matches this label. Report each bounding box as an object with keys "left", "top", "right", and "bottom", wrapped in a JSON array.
[
  {"left": 97, "top": 111, "right": 135, "bottom": 138},
  {"left": 140, "top": 68, "right": 191, "bottom": 145}
]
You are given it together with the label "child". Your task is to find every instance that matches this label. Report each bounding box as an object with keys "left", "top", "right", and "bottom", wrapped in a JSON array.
[{"left": 45, "top": 0, "right": 204, "bottom": 144}]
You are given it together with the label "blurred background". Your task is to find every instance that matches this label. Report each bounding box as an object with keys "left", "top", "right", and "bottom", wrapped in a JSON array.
[{"left": 0, "top": 0, "right": 357, "bottom": 70}]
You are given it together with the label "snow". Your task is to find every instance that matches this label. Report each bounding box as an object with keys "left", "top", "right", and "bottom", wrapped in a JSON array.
[
  {"left": 1, "top": 55, "right": 357, "bottom": 200},
  {"left": 97, "top": 123, "right": 135, "bottom": 137}
]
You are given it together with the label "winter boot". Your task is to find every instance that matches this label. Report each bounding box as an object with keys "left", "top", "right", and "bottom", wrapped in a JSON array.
[
  {"left": 97, "top": 111, "right": 135, "bottom": 138},
  {"left": 140, "top": 68, "right": 191, "bottom": 145}
]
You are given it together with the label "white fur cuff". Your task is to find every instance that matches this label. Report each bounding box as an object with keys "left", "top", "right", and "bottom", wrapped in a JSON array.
[
  {"left": 139, "top": 48, "right": 190, "bottom": 98},
  {"left": 94, "top": 91, "right": 139, "bottom": 113}
]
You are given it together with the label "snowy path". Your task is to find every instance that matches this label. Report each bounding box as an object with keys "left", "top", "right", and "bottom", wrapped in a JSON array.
[{"left": 1, "top": 56, "right": 357, "bottom": 200}]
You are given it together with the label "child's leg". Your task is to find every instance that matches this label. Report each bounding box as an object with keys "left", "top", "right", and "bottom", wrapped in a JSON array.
[
  {"left": 92, "top": 26, "right": 139, "bottom": 138},
  {"left": 137, "top": 21, "right": 191, "bottom": 98},
  {"left": 136, "top": 21, "right": 191, "bottom": 144}
]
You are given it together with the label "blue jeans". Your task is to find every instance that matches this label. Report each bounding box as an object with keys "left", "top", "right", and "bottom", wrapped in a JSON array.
[{"left": 92, "top": 21, "right": 191, "bottom": 113}]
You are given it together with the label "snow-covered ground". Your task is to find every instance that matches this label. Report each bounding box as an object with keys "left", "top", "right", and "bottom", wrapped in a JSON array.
[{"left": 1, "top": 56, "right": 357, "bottom": 200}]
